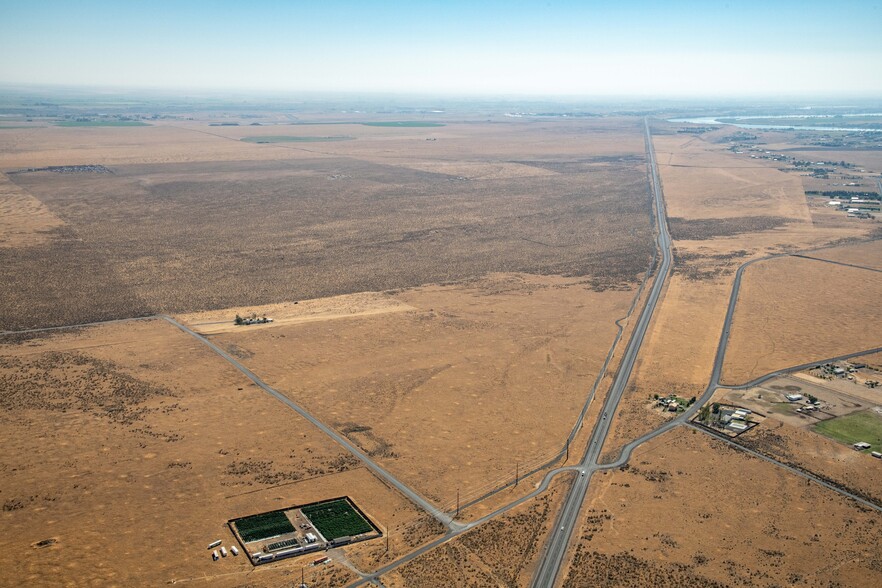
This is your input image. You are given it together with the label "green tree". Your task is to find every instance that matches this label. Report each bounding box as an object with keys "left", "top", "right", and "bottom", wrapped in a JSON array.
[{"left": 698, "top": 405, "right": 710, "bottom": 422}]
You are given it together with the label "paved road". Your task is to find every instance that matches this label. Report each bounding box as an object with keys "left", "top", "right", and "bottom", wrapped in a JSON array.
[
  {"left": 159, "top": 315, "right": 457, "bottom": 531},
  {"left": 529, "top": 118, "right": 674, "bottom": 588},
  {"left": 0, "top": 315, "right": 154, "bottom": 336}
]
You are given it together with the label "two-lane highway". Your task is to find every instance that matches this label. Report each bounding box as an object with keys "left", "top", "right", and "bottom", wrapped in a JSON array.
[{"left": 530, "top": 118, "right": 673, "bottom": 587}]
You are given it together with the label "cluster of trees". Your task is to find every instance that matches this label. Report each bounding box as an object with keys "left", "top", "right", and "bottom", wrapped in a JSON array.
[{"left": 234, "top": 312, "right": 270, "bottom": 325}]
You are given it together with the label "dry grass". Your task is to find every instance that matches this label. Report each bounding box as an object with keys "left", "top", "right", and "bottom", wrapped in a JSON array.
[
  {"left": 201, "top": 273, "right": 635, "bottom": 507},
  {"left": 0, "top": 172, "right": 64, "bottom": 248},
  {"left": 563, "top": 427, "right": 882, "bottom": 588},
  {"left": 809, "top": 239, "right": 882, "bottom": 272},
  {"left": 0, "top": 319, "right": 435, "bottom": 587},
  {"left": 723, "top": 255, "right": 882, "bottom": 384}
]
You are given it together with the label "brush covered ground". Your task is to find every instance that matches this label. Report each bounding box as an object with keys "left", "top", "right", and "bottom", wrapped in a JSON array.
[
  {"left": 0, "top": 114, "right": 659, "bottom": 586},
  {"left": 0, "top": 320, "right": 437, "bottom": 587},
  {"left": 380, "top": 474, "right": 572, "bottom": 587},
  {"left": 563, "top": 428, "right": 882, "bottom": 588},
  {"left": 0, "top": 118, "right": 653, "bottom": 331}
]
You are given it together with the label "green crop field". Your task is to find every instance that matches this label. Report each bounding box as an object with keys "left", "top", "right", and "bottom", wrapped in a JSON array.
[
  {"left": 814, "top": 410, "right": 882, "bottom": 450},
  {"left": 301, "top": 499, "right": 374, "bottom": 540},
  {"left": 361, "top": 121, "right": 445, "bottom": 127},
  {"left": 55, "top": 120, "right": 150, "bottom": 127},
  {"left": 241, "top": 135, "right": 353, "bottom": 143},
  {"left": 233, "top": 511, "right": 295, "bottom": 543}
]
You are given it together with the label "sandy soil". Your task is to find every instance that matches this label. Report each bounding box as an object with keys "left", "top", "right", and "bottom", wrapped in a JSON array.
[
  {"left": 0, "top": 171, "right": 64, "bottom": 247},
  {"left": 737, "top": 418, "right": 882, "bottom": 506},
  {"left": 562, "top": 427, "right": 882, "bottom": 588},
  {"left": 722, "top": 255, "right": 882, "bottom": 384},
  {"left": 0, "top": 319, "right": 437, "bottom": 587},
  {"left": 206, "top": 273, "right": 634, "bottom": 509},
  {"left": 179, "top": 292, "right": 415, "bottom": 335}
]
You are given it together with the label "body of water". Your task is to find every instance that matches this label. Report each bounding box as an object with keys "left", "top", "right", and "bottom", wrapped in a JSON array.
[{"left": 668, "top": 114, "right": 882, "bottom": 133}]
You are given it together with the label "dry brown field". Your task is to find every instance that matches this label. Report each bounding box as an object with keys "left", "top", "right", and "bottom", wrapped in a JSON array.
[
  {"left": 0, "top": 171, "right": 64, "bottom": 248},
  {"left": 0, "top": 118, "right": 654, "bottom": 331},
  {"left": 187, "top": 272, "right": 635, "bottom": 508},
  {"left": 600, "top": 127, "right": 875, "bottom": 461},
  {"left": 0, "top": 319, "right": 440, "bottom": 587},
  {"left": 562, "top": 428, "right": 882, "bottom": 588},
  {"left": 722, "top": 255, "right": 882, "bottom": 384},
  {"left": 808, "top": 239, "right": 882, "bottom": 271}
]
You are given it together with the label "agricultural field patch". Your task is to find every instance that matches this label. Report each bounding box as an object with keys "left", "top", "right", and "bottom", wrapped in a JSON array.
[
  {"left": 233, "top": 510, "right": 296, "bottom": 543},
  {"left": 301, "top": 498, "right": 375, "bottom": 540},
  {"left": 814, "top": 409, "right": 882, "bottom": 450},
  {"left": 722, "top": 255, "right": 882, "bottom": 384}
]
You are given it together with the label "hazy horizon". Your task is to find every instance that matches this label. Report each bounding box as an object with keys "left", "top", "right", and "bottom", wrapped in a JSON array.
[{"left": 2, "top": 1, "right": 882, "bottom": 98}]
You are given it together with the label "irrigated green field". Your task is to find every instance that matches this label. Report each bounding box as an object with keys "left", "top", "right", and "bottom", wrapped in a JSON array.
[
  {"left": 814, "top": 410, "right": 882, "bottom": 450},
  {"left": 302, "top": 499, "right": 374, "bottom": 540},
  {"left": 233, "top": 510, "right": 295, "bottom": 542}
]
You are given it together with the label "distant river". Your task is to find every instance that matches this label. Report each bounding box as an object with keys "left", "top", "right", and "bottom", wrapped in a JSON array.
[{"left": 668, "top": 114, "right": 882, "bottom": 133}]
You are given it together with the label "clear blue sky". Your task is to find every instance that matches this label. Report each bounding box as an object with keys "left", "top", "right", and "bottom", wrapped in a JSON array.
[{"left": 1, "top": 0, "right": 881, "bottom": 97}]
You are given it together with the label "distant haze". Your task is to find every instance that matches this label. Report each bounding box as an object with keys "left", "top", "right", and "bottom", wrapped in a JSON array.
[{"left": 2, "top": 0, "right": 881, "bottom": 98}]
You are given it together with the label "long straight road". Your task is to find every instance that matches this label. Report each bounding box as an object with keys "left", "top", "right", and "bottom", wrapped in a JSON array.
[{"left": 530, "top": 118, "right": 673, "bottom": 587}]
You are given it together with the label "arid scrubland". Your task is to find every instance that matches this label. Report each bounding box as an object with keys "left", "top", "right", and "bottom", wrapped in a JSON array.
[
  {"left": 600, "top": 125, "right": 877, "bottom": 462},
  {"left": 0, "top": 119, "right": 653, "bottom": 331},
  {"left": 0, "top": 320, "right": 434, "bottom": 587},
  {"left": 564, "top": 428, "right": 882, "bottom": 588}
]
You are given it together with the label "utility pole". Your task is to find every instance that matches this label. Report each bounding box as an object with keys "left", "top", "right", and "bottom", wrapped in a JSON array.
[
  {"left": 385, "top": 533, "right": 389, "bottom": 553},
  {"left": 566, "top": 438, "right": 569, "bottom": 462},
  {"left": 455, "top": 488, "right": 460, "bottom": 518},
  {"left": 515, "top": 462, "right": 519, "bottom": 486}
]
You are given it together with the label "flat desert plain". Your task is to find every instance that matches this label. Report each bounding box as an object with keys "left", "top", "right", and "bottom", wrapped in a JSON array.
[
  {"left": 564, "top": 428, "right": 882, "bottom": 588},
  {"left": 0, "top": 118, "right": 653, "bottom": 331},
  {"left": 3, "top": 112, "right": 881, "bottom": 587},
  {"left": 722, "top": 254, "right": 882, "bottom": 385},
  {"left": 184, "top": 273, "right": 635, "bottom": 508},
  {"left": 1, "top": 115, "right": 657, "bottom": 586},
  {"left": 0, "top": 319, "right": 436, "bottom": 587},
  {"left": 600, "top": 125, "right": 877, "bottom": 461}
]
